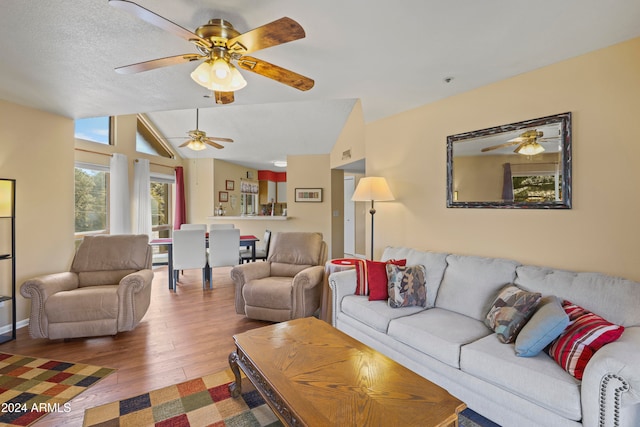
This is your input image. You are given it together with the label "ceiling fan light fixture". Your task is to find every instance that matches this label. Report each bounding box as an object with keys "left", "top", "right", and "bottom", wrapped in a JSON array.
[
  {"left": 211, "top": 58, "right": 232, "bottom": 84},
  {"left": 229, "top": 65, "right": 247, "bottom": 91},
  {"left": 273, "top": 160, "right": 287, "bottom": 168},
  {"left": 190, "top": 60, "right": 213, "bottom": 87},
  {"left": 187, "top": 139, "right": 207, "bottom": 151},
  {"left": 515, "top": 142, "right": 545, "bottom": 156}
]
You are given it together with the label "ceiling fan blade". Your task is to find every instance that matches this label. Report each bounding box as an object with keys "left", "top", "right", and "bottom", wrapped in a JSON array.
[
  {"left": 204, "top": 140, "right": 225, "bottom": 149},
  {"left": 226, "top": 17, "right": 305, "bottom": 54},
  {"left": 178, "top": 141, "right": 191, "bottom": 148},
  {"left": 115, "top": 53, "right": 203, "bottom": 74},
  {"left": 206, "top": 137, "right": 234, "bottom": 143},
  {"left": 109, "top": 0, "right": 211, "bottom": 48},
  {"left": 237, "top": 56, "right": 314, "bottom": 91},
  {"left": 480, "top": 141, "right": 519, "bottom": 153},
  {"left": 211, "top": 91, "right": 235, "bottom": 104}
]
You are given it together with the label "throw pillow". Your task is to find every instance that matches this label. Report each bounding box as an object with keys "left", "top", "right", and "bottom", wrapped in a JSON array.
[
  {"left": 515, "top": 296, "right": 570, "bottom": 357},
  {"left": 364, "top": 259, "right": 407, "bottom": 301},
  {"left": 386, "top": 264, "right": 427, "bottom": 308},
  {"left": 547, "top": 300, "right": 625, "bottom": 380},
  {"left": 484, "top": 284, "right": 542, "bottom": 344}
]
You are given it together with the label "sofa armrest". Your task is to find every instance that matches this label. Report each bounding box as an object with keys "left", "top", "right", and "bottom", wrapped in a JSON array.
[
  {"left": 19, "top": 272, "right": 79, "bottom": 339},
  {"left": 582, "top": 326, "right": 640, "bottom": 427},
  {"left": 230, "top": 262, "right": 272, "bottom": 314},
  {"left": 291, "top": 265, "right": 325, "bottom": 319},
  {"left": 328, "top": 269, "right": 357, "bottom": 326},
  {"left": 117, "top": 269, "right": 154, "bottom": 331}
]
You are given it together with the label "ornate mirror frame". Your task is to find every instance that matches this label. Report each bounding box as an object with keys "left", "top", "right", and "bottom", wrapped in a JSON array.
[{"left": 446, "top": 112, "right": 572, "bottom": 209}]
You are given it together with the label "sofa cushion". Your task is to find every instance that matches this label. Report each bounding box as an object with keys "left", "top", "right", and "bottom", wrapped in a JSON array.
[
  {"left": 386, "top": 264, "right": 427, "bottom": 308},
  {"left": 340, "top": 295, "right": 424, "bottom": 333},
  {"left": 515, "top": 265, "right": 640, "bottom": 327},
  {"left": 381, "top": 247, "right": 448, "bottom": 308},
  {"left": 387, "top": 308, "right": 491, "bottom": 369},
  {"left": 71, "top": 234, "right": 150, "bottom": 272},
  {"left": 242, "top": 277, "right": 293, "bottom": 310},
  {"left": 460, "top": 334, "right": 582, "bottom": 421},
  {"left": 45, "top": 286, "right": 119, "bottom": 323},
  {"left": 484, "top": 284, "right": 541, "bottom": 343},
  {"left": 515, "top": 296, "right": 570, "bottom": 357},
  {"left": 547, "top": 300, "right": 625, "bottom": 380},
  {"left": 436, "top": 254, "right": 519, "bottom": 321}
]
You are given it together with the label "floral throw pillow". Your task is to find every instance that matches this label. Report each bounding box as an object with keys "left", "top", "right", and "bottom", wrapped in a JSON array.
[
  {"left": 386, "top": 264, "right": 427, "bottom": 308},
  {"left": 484, "top": 284, "right": 542, "bottom": 344}
]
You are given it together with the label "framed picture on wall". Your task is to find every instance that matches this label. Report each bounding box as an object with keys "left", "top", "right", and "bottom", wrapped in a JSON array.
[
  {"left": 225, "top": 180, "right": 235, "bottom": 191},
  {"left": 219, "top": 191, "right": 228, "bottom": 202},
  {"left": 294, "top": 188, "right": 323, "bottom": 202}
]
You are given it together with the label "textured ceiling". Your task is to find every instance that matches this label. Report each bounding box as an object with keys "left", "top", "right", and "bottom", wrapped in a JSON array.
[{"left": 2, "top": 0, "right": 640, "bottom": 170}]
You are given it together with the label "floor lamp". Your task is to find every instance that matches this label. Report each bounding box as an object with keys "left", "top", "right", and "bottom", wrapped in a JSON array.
[{"left": 351, "top": 177, "right": 395, "bottom": 260}]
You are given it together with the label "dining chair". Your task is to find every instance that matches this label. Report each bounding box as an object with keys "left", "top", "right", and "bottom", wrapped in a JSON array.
[
  {"left": 180, "top": 223, "right": 207, "bottom": 231},
  {"left": 172, "top": 229, "right": 207, "bottom": 289},
  {"left": 208, "top": 228, "right": 241, "bottom": 289},
  {"left": 240, "top": 229, "right": 271, "bottom": 263}
]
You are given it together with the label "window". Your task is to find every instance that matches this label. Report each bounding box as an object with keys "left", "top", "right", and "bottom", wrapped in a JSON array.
[
  {"left": 137, "top": 115, "right": 173, "bottom": 158},
  {"left": 150, "top": 173, "right": 174, "bottom": 263},
  {"left": 74, "top": 117, "right": 112, "bottom": 145},
  {"left": 75, "top": 163, "right": 109, "bottom": 234},
  {"left": 511, "top": 163, "right": 562, "bottom": 203},
  {"left": 512, "top": 175, "right": 562, "bottom": 203}
]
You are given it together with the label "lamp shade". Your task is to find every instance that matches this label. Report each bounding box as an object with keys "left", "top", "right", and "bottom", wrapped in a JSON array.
[
  {"left": 351, "top": 177, "right": 394, "bottom": 202},
  {"left": 0, "top": 180, "right": 13, "bottom": 217}
]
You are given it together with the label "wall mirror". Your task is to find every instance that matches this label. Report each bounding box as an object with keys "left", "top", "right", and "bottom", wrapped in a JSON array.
[{"left": 447, "top": 112, "right": 572, "bottom": 209}]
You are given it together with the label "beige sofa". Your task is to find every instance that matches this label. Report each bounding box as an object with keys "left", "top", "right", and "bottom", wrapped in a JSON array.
[
  {"left": 20, "top": 234, "right": 154, "bottom": 339},
  {"left": 330, "top": 246, "right": 640, "bottom": 427}
]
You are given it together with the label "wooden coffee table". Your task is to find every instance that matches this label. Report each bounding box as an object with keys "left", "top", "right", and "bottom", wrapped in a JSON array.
[{"left": 229, "top": 317, "right": 466, "bottom": 426}]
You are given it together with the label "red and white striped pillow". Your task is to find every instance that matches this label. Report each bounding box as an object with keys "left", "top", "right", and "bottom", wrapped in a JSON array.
[{"left": 547, "top": 301, "right": 624, "bottom": 380}]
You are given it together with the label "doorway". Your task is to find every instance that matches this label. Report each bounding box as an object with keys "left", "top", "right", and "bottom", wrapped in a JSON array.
[{"left": 344, "top": 176, "right": 355, "bottom": 256}]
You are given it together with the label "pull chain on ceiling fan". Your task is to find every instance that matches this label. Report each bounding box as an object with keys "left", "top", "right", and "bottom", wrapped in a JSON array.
[{"left": 109, "top": 0, "right": 314, "bottom": 104}]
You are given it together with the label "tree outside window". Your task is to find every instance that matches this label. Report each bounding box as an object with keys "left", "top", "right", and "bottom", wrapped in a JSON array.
[{"left": 75, "top": 167, "right": 108, "bottom": 233}]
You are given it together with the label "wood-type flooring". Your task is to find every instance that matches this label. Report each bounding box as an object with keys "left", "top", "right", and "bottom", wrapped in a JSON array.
[{"left": 1, "top": 266, "right": 272, "bottom": 426}]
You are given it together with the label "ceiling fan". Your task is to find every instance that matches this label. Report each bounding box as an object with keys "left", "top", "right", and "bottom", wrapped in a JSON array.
[
  {"left": 169, "top": 109, "right": 233, "bottom": 151},
  {"left": 109, "top": 0, "right": 314, "bottom": 104},
  {"left": 481, "top": 129, "right": 558, "bottom": 155}
]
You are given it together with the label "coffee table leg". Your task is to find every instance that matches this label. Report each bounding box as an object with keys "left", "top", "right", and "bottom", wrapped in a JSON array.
[{"left": 228, "top": 351, "right": 242, "bottom": 397}]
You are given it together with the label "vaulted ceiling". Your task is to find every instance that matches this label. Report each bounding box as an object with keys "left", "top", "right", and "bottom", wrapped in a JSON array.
[{"left": 2, "top": 1, "right": 640, "bottom": 170}]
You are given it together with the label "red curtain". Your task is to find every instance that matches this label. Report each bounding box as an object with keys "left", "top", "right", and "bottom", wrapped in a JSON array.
[{"left": 174, "top": 166, "right": 186, "bottom": 230}]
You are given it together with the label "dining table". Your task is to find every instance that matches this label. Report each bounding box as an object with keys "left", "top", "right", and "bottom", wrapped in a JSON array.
[{"left": 150, "top": 234, "right": 259, "bottom": 291}]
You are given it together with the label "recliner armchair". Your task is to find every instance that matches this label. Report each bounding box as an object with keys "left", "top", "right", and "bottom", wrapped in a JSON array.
[
  {"left": 230, "top": 232, "right": 327, "bottom": 322},
  {"left": 20, "top": 234, "right": 154, "bottom": 339}
]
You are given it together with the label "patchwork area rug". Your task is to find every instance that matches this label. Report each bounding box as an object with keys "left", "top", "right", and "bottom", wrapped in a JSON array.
[
  {"left": 0, "top": 352, "right": 115, "bottom": 426},
  {"left": 84, "top": 369, "right": 499, "bottom": 427}
]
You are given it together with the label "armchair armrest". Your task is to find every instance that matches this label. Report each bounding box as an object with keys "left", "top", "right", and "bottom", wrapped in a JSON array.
[
  {"left": 117, "top": 269, "right": 154, "bottom": 331},
  {"left": 291, "top": 265, "right": 325, "bottom": 319},
  {"left": 230, "top": 262, "right": 272, "bottom": 314},
  {"left": 582, "top": 326, "right": 640, "bottom": 427},
  {"left": 19, "top": 272, "right": 79, "bottom": 338},
  {"left": 328, "top": 269, "right": 357, "bottom": 326}
]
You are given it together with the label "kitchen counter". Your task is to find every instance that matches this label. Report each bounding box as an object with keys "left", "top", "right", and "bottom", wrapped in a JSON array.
[{"left": 207, "top": 215, "right": 290, "bottom": 221}]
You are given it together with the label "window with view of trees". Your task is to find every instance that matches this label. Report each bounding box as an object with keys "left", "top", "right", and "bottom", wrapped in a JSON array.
[
  {"left": 151, "top": 180, "right": 171, "bottom": 239},
  {"left": 512, "top": 174, "right": 562, "bottom": 202},
  {"left": 75, "top": 166, "right": 109, "bottom": 233}
]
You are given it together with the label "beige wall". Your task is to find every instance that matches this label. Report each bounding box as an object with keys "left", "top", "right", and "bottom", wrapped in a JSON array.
[
  {"left": 366, "top": 37, "right": 640, "bottom": 281},
  {"left": 0, "top": 100, "right": 75, "bottom": 323},
  {"left": 330, "top": 99, "right": 365, "bottom": 169}
]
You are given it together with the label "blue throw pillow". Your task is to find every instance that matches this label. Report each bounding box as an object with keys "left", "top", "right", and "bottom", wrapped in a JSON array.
[{"left": 515, "top": 296, "right": 570, "bottom": 357}]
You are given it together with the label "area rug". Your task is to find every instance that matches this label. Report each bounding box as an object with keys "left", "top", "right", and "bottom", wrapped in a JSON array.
[
  {"left": 0, "top": 352, "right": 115, "bottom": 426},
  {"left": 83, "top": 369, "right": 499, "bottom": 427}
]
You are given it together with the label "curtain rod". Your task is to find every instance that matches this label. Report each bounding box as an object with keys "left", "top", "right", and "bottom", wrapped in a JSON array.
[{"left": 74, "top": 148, "right": 175, "bottom": 169}]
